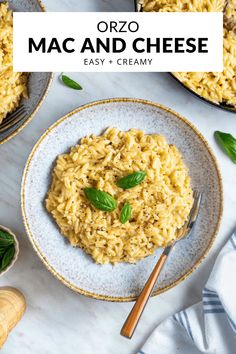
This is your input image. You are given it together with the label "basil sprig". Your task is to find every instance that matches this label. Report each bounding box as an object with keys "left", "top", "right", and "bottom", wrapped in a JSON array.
[
  {"left": 1, "top": 246, "right": 15, "bottom": 270},
  {"left": 61, "top": 74, "right": 83, "bottom": 90},
  {"left": 120, "top": 203, "right": 132, "bottom": 224},
  {"left": 84, "top": 188, "right": 117, "bottom": 212},
  {"left": 214, "top": 131, "right": 236, "bottom": 163},
  {"left": 0, "top": 230, "right": 15, "bottom": 271},
  {"left": 116, "top": 171, "right": 146, "bottom": 189}
]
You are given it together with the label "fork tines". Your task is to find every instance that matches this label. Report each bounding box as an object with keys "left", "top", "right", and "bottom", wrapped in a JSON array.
[
  {"left": 188, "top": 191, "right": 202, "bottom": 228},
  {"left": 0, "top": 105, "right": 28, "bottom": 133}
]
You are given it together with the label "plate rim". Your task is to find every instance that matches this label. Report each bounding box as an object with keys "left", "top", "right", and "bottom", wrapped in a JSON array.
[
  {"left": 21, "top": 98, "right": 223, "bottom": 302},
  {"left": 0, "top": 0, "right": 53, "bottom": 146}
]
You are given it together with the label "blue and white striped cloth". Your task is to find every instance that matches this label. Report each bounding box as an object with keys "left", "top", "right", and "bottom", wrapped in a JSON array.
[{"left": 138, "top": 231, "right": 236, "bottom": 354}]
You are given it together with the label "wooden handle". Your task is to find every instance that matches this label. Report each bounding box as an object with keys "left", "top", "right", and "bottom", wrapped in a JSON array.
[
  {"left": 0, "top": 287, "right": 26, "bottom": 348},
  {"left": 120, "top": 253, "right": 167, "bottom": 339}
]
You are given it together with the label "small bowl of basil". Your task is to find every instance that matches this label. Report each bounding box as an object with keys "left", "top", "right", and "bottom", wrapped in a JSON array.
[{"left": 0, "top": 225, "right": 19, "bottom": 276}]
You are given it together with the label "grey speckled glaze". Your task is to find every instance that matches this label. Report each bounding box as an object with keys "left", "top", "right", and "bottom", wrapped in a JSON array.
[
  {"left": 0, "top": 0, "right": 52, "bottom": 144},
  {"left": 22, "top": 99, "right": 222, "bottom": 300}
]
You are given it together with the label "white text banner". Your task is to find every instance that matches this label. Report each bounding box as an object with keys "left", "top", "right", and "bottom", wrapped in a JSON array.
[{"left": 13, "top": 12, "right": 223, "bottom": 72}]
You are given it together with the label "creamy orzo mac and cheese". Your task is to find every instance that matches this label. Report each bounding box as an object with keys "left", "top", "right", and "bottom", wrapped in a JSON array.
[{"left": 46, "top": 128, "right": 193, "bottom": 264}]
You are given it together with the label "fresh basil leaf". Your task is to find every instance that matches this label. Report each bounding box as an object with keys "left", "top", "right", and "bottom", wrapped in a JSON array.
[
  {"left": 120, "top": 203, "right": 132, "bottom": 224},
  {"left": 214, "top": 131, "right": 236, "bottom": 163},
  {"left": 0, "top": 244, "right": 12, "bottom": 252},
  {"left": 0, "top": 239, "right": 13, "bottom": 248},
  {"left": 0, "top": 230, "right": 14, "bottom": 242},
  {"left": 0, "top": 245, "right": 15, "bottom": 271},
  {"left": 116, "top": 171, "right": 146, "bottom": 189},
  {"left": 61, "top": 74, "right": 83, "bottom": 90},
  {"left": 0, "top": 230, "right": 14, "bottom": 248},
  {"left": 84, "top": 188, "right": 117, "bottom": 212},
  {"left": 0, "top": 248, "right": 7, "bottom": 257}
]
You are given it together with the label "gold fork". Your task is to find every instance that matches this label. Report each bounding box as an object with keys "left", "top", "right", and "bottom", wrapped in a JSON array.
[{"left": 120, "top": 191, "right": 202, "bottom": 339}]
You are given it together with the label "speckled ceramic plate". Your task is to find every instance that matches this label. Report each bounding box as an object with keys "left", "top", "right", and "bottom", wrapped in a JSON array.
[
  {"left": 0, "top": 0, "right": 53, "bottom": 145},
  {"left": 21, "top": 98, "right": 223, "bottom": 302}
]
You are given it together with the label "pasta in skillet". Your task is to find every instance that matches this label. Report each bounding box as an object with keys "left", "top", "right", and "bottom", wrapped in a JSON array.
[
  {"left": 0, "top": 3, "right": 28, "bottom": 123},
  {"left": 140, "top": 0, "right": 236, "bottom": 108}
]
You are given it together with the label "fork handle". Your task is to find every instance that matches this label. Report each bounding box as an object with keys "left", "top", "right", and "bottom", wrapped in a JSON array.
[{"left": 120, "top": 250, "right": 169, "bottom": 339}]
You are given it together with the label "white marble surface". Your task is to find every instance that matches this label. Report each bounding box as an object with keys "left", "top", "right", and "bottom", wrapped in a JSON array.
[{"left": 1, "top": 1, "right": 236, "bottom": 353}]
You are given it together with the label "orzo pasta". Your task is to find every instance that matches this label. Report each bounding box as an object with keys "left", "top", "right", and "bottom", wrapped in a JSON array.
[
  {"left": 140, "top": 0, "right": 236, "bottom": 108},
  {"left": 46, "top": 128, "right": 193, "bottom": 264},
  {"left": 0, "top": 3, "right": 28, "bottom": 124}
]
